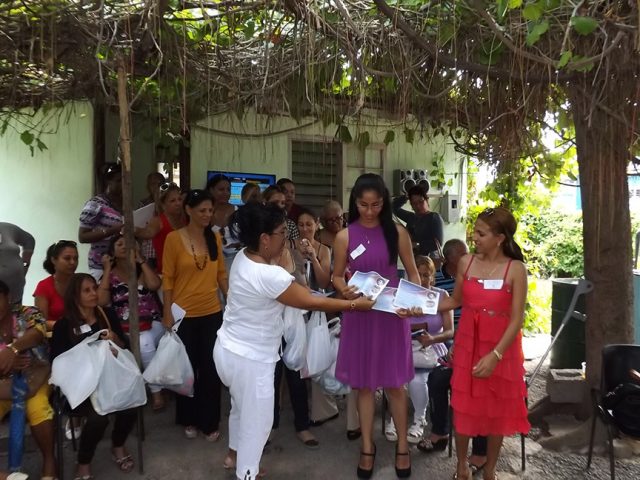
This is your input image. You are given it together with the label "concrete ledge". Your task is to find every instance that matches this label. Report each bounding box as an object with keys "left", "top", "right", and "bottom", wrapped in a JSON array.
[{"left": 546, "top": 369, "right": 586, "bottom": 404}]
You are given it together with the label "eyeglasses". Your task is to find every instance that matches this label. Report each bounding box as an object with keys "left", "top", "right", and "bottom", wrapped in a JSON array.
[
  {"left": 325, "top": 215, "right": 344, "bottom": 224},
  {"left": 159, "top": 182, "right": 178, "bottom": 193},
  {"left": 356, "top": 202, "right": 383, "bottom": 211},
  {"left": 482, "top": 208, "right": 495, "bottom": 215},
  {"left": 270, "top": 229, "right": 290, "bottom": 239}
]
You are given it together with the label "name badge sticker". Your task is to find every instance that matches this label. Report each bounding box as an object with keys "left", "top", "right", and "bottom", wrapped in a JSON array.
[
  {"left": 79, "top": 324, "right": 92, "bottom": 334},
  {"left": 483, "top": 279, "right": 504, "bottom": 290},
  {"left": 350, "top": 243, "right": 366, "bottom": 260}
]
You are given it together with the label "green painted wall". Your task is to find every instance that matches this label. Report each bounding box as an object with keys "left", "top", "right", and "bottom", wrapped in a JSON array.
[
  {"left": 0, "top": 102, "right": 94, "bottom": 303},
  {"left": 191, "top": 110, "right": 467, "bottom": 240}
]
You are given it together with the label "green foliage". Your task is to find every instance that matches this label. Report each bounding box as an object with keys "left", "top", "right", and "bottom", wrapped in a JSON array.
[
  {"left": 570, "top": 16, "right": 599, "bottom": 36},
  {"left": 524, "top": 278, "right": 552, "bottom": 334},
  {"left": 523, "top": 211, "right": 584, "bottom": 278}
]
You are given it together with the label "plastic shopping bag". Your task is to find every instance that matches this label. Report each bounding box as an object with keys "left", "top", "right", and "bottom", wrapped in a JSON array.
[
  {"left": 50, "top": 330, "right": 107, "bottom": 409},
  {"left": 90, "top": 340, "right": 147, "bottom": 415},
  {"left": 313, "top": 335, "right": 351, "bottom": 395},
  {"left": 143, "top": 330, "right": 194, "bottom": 397},
  {"left": 282, "top": 307, "right": 307, "bottom": 371},
  {"left": 301, "top": 311, "right": 333, "bottom": 378}
]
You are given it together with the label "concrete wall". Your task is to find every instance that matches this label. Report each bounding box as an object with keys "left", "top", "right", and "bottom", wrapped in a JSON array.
[
  {"left": 0, "top": 102, "right": 94, "bottom": 303},
  {"left": 191, "top": 109, "right": 467, "bottom": 240}
]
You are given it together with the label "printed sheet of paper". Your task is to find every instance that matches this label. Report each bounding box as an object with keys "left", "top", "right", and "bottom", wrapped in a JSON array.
[
  {"left": 372, "top": 287, "right": 398, "bottom": 314},
  {"left": 393, "top": 279, "right": 440, "bottom": 315},
  {"left": 133, "top": 203, "right": 155, "bottom": 228},
  {"left": 347, "top": 271, "right": 389, "bottom": 301}
]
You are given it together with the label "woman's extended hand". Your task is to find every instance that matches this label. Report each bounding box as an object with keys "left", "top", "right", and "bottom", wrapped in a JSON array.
[
  {"left": 340, "top": 285, "right": 361, "bottom": 300},
  {"left": 162, "top": 312, "right": 175, "bottom": 330},
  {"left": 396, "top": 306, "right": 424, "bottom": 318},
  {"left": 352, "top": 295, "right": 375, "bottom": 311},
  {"left": 418, "top": 332, "right": 435, "bottom": 347},
  {"left": 101, "top": 254, "right": 113, "bottom": 270},
  {"left": 472, "top": 353, "right": 499, "bottom": 378}
]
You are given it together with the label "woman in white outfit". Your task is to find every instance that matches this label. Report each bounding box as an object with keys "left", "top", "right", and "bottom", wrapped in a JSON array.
[{"left": 214, "top": 203, "right": 375, "bottom": 480}]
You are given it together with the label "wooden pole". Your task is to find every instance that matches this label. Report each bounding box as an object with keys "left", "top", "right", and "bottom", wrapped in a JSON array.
[{"left": 117, "top": 55, "right": 141, "bottom": 366}]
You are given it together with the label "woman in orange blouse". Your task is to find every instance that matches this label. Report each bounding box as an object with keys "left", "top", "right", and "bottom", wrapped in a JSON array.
[{"left": 162, "top": 189, "right": 228, "bottom": 442}]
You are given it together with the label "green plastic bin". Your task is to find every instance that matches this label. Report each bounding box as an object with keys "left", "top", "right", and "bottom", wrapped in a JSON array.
[{"left": 549, "top": 278, "right": 586, "bottom": 369}]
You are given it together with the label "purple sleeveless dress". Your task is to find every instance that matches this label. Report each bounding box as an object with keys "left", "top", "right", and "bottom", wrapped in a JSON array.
[{"left": 335, "top": 222, "right": 413, "bottom": 390}]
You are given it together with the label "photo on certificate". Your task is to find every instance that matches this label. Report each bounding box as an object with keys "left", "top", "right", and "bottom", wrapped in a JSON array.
[
  {"left": 372, "top": 287, "right": 398, "bottom": 314},
  {"left": 347, "top": 271, "right": 390, "bottom": 301},
  {"left": 393, "top": 279, "right": 440, "bottom": 315}
]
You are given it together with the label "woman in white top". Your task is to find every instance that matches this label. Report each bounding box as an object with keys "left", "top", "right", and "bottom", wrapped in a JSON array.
[{"left": 214, "top": 203, "right": 375, "bottom": 480}]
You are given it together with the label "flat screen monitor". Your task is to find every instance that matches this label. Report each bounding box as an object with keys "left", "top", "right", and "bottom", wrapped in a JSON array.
[{"left": 206, "top": 171, "right": 276, "bottom": 206}]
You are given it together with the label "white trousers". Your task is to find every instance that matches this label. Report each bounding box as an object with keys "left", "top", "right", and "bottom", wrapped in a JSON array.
[
  {"left": 408, "top": 369, "right": 431, "bottom": 424},
  {"left": 214, "top": 340, "right": 275, "bottom": 480}
]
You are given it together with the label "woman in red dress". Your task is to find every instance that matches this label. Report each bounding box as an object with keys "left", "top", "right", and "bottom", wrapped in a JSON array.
[{"left": 439, "top": 207, "right": 529, "bottom": 480}]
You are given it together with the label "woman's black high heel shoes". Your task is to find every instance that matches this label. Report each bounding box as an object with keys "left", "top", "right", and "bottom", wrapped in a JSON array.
[
  {"left": 395, "top": 447, "right": 411, "bottom": 478},
  {"left": 356, "top": 444, "right": 376, "bottom": 479}
]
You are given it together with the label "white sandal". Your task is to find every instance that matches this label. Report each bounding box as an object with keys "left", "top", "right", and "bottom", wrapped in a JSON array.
[{"left": 384, "top": 419, "right": 398, "bottom": 442}]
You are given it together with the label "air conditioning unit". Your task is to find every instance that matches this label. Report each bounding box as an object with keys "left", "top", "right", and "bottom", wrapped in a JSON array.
[{"left": 441, "top": 192, "right": 460, "bottom": 223}]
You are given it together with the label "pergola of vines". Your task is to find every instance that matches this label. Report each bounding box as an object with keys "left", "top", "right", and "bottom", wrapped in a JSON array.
[{"left": 1, "top": 0, "right": 636, "bottom": 163}]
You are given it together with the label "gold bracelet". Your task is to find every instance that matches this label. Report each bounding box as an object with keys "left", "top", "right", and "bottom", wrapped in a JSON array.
[
  {"left": 6, "top": 343, "right": 19, "bottom": 355},
  {"left": 350, "top": 301, "right": 356, "bottom": 311},
  {"left": 492, "top": 349, "right": 503, "bottom": 361}
]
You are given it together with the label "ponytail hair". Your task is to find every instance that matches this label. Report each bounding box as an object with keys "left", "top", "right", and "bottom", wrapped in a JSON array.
[
  {"left": 477, "top": 207, "right": 525, "bottom": 262},
  {"left": 43, "top": 240, "right": 78, "bottom": 274}
]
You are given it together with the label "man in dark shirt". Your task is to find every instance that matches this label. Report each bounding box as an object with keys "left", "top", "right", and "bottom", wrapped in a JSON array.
[
  {"left": 276, "top": 178, "right": 304, "bottom": 223},
  {"left": 435, "top": 238, "right": 468, "bottom": 327},
  {"left": 392, "top": 185, "right": 444, "bottom": 256}
]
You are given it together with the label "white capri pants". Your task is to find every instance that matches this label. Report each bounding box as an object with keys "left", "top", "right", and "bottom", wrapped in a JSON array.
[{"left": 214, "top": 339, "right": 275, "bottom": 480}]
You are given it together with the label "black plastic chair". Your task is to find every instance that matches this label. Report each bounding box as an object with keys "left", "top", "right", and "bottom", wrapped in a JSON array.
[
  {"left": 52, "top": 387, "right": 145, "bottom": 479},
  {"left": 587, "top": 344, "right": 640, "bottom": 479}
]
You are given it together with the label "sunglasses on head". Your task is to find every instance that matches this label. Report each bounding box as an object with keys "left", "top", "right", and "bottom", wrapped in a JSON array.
[
  {"left": 482, "top": 208, "right": 495, "bottom": 216},
  {"left": 56, "top": 240, "right": 77, "bottom": 248},
  {"left": 159, "top": 182, "right": 178, "bottom": 193}
]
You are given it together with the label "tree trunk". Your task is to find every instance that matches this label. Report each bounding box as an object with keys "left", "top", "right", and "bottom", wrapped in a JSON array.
[
  {"left": 117, "top": 56, "right": 141, "bottom": 366},
  {"left": 570, "top": 77, "right": 634, "bottom": 390}
]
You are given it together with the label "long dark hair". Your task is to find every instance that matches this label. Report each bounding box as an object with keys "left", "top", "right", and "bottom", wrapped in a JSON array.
[
  {"left": 63, "top": 273, "right": 110, "bottom": 343},
  {"left": 231, "top": 203, "right": 287, "bottom": 252},
  {"left": 348, "top": 173, "right": 398, "bottom": 265},
  {"left": 184, "top": 189, "right": 219, "bottom": 260},
  {"left": 477, "top": 207, "right": 525, "bottom": 262},
  {"left": 43, "top": 240, "right": 78, "bottom": 274}
]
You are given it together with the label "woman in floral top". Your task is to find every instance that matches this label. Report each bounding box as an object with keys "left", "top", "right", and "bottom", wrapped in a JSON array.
[
  {"left": 0, "top": 280, "right": 55, "bottom": 479},
  {"left": 97, "top": 234, "right": 165, "bottom": 410}
]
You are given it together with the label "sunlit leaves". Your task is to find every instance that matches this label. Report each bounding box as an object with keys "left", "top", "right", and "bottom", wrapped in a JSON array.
[
  {"left": 570, "top": 16, "right": 598, "bottom": 36},
  {"left": 526, "top": 20, "right": 549, "bottom": 46}
]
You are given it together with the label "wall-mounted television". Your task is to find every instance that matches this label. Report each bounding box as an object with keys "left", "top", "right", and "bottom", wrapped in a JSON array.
[{"left": 207, "top": 171, "right": 276, "bottom": 206}]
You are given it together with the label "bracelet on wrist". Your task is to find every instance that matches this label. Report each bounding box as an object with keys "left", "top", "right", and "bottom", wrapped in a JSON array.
[
  {"left": 350, "top": 301, "right": 356, "bottom": 311},
  {"left": 492, "top": 349, "right": 503, "bottom": 361},
  {"left": 6, "top": 343, "right": 19, "bottom": 355}
]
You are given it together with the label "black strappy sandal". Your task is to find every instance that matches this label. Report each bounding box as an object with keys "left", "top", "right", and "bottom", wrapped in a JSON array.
[{"left": 356, "top": 444, "right": 376, "bottom": 479}]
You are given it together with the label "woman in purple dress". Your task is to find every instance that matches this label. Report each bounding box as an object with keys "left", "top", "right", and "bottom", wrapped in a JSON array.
[{"left": 332, "top": 173, "right": 422, "bottom": 479}]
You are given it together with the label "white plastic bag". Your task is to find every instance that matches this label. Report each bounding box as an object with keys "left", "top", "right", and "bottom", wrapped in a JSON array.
[
  {"left": 143, "top": 330, "right": 194, "bottom": 397},
  {"left": 411, "top": 340, "right": 439, "bottom": 369},
  {"left": 313, "top": 335, "right": 351, "bottom": 395},
  {"left": 90, "top": 340, "right": 147, "bottom": 415},
  {"left": 302, "top": 311, "right": 333, "bottom": 378},
  {"left": 49, "top": 330, "right": 107, "bottom": 409},
  {"left": 282, "top": 307, "right": 307, "bottom": 371}
]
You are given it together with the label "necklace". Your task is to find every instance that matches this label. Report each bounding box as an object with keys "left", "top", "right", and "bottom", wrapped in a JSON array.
[
  {"left": 483, "top": 261, "right": 500, "bottom": 278},
  {"left": 188, "top": 236, "right": 209, "bottom": 271}
]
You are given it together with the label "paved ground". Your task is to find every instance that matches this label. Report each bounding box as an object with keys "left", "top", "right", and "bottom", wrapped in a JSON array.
[{"left": 6, "top": 335, "right": 640, "bottom": 479}]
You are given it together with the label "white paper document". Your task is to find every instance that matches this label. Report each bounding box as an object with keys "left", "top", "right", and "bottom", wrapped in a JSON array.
[
  {"left": 133, "top": 203, "right": 156, "bottom": 228},
  {"left": 347, "top": 271, "right": 389, "bottom": 301},
  {"left": 393, "top": 279, "right": 440, "bottom": 315},
  {"left": 171, "top": 303, "right": 186, "bottom": 322},
  {"left": 372, "top": 287, "right": 398, "bottom": 313}
]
